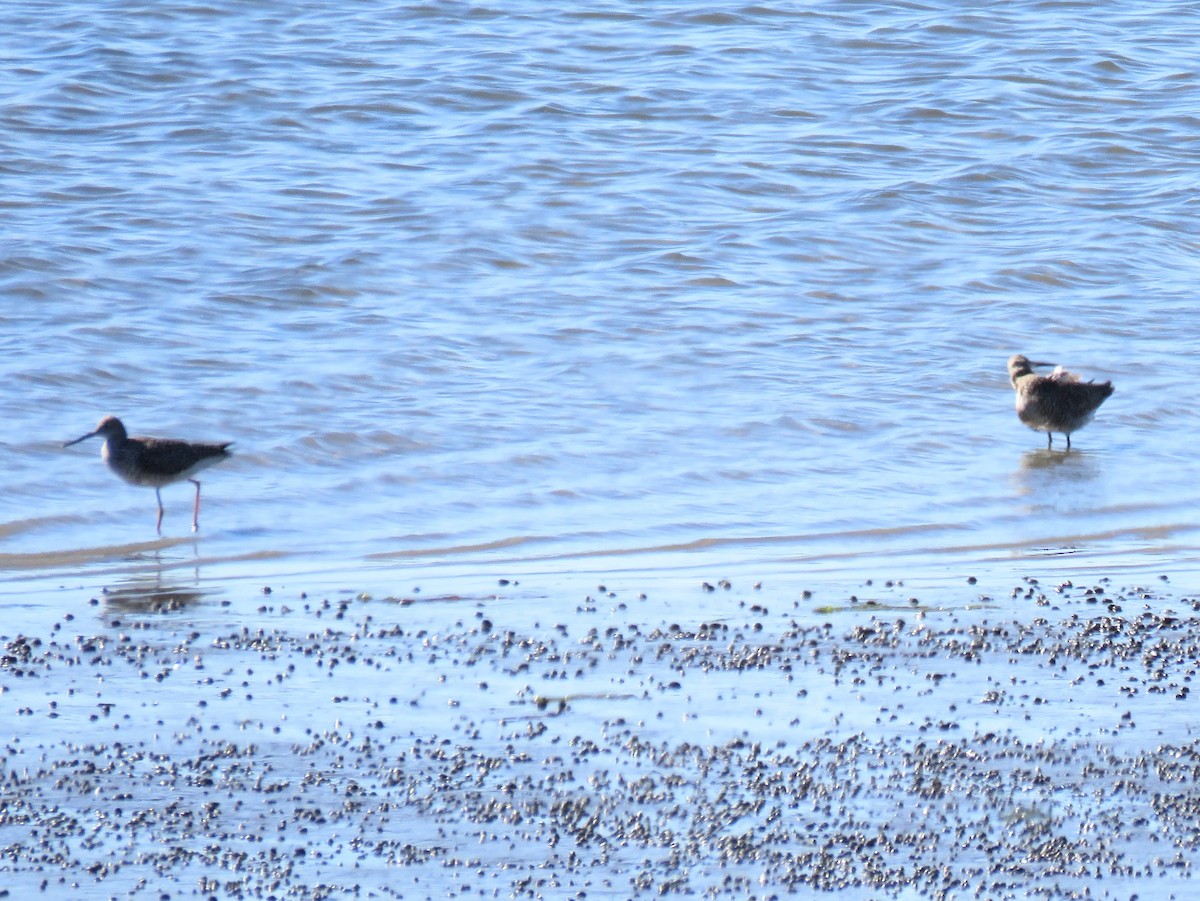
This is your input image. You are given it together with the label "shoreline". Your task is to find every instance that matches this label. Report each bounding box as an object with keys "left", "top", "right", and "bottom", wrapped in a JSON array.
[{"left": 1, "top": 574, "right": 1197, "bottom": 899}]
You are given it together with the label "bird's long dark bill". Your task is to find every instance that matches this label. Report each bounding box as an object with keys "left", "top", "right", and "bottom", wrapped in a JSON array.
[
  {"left": 63, "top": 431, "right": 97, "bottom": 448},
  {"left": 1029, "top": 360, "right": 1056, "bottom": 368}
]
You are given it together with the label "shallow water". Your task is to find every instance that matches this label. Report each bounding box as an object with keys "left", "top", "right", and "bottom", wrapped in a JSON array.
[
  {"left": 2, "top": 574, "right": 1199, "bottom": 899},
  {"left": 2, "top": 1, "right": 1200, "bottom": 893},
  {"left": 3, "top": 0, "right": 1200, "bottom": 613}
]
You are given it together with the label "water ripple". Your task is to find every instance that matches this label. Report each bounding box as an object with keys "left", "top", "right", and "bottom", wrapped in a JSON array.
[{"left": 0, "top": 0, "right": 1196, "bottom": 594}]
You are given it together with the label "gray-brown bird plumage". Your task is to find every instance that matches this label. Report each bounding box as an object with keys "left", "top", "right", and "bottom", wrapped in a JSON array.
[
  {"left": 1007, "top": 354, "right": 1113, "bottom": 450},
  {"left": 64, "top": 415, "right": 232, "bottom": 533}
]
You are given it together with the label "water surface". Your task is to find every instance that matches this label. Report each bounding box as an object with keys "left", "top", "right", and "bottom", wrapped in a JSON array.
[
  {"left": 3, "top": 0, "right": 1199, "bottom": 616},
  {"left": 5, "top": 1, "right": 1200, "bottom": 896}
]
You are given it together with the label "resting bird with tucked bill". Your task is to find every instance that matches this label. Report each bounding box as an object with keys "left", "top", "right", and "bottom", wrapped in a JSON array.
[{"left": 1007, "top": 354, "right": 1113, "bottom": 450}]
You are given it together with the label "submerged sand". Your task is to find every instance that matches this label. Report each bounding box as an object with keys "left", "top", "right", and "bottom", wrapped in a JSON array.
[{"left": 1, "top": 575, "right": 1198, "bottom": 899}]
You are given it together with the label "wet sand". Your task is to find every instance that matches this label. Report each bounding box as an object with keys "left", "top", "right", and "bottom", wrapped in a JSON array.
[{"left": 1, "top": 574, "right": 1198, "bottom": 899}]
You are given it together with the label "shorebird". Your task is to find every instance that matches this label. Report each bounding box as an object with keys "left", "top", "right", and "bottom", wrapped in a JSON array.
[
  {"left": 64, "top": 416, "right": 232, "bottom": 533},
  {"left": 1007, "top": 354, "right": 1114, "bottom": 450}
]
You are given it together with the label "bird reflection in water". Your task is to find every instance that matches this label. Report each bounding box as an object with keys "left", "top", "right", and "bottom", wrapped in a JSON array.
[{"left": 101, "top": 577, "right": 207, "bottom": 614}]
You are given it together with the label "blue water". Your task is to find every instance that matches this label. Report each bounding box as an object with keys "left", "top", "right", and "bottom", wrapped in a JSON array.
[
  {"left": 5, "top": 3, "right": 1200, "bottom": 899},
  {"left": 1, "top": 0, "right": 1199, "bottom": 604}
]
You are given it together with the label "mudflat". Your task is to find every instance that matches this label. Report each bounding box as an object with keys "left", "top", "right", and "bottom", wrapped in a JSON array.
[{"left": 1, "top": 575, "right": 1196, "bottom": 899}]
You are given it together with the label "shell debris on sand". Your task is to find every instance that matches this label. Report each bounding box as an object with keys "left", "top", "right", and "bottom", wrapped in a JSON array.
[{"left": 0, "top": 578, "right": 1198, "bottom": 898}]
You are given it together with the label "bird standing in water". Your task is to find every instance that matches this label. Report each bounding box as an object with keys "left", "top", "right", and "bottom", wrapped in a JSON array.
[
  {"left": 1007, "top": 354, "right": 1113, "bottom": 450},
  {"left": 64, "top": 416, "right": 232, "bottom": 533}
]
